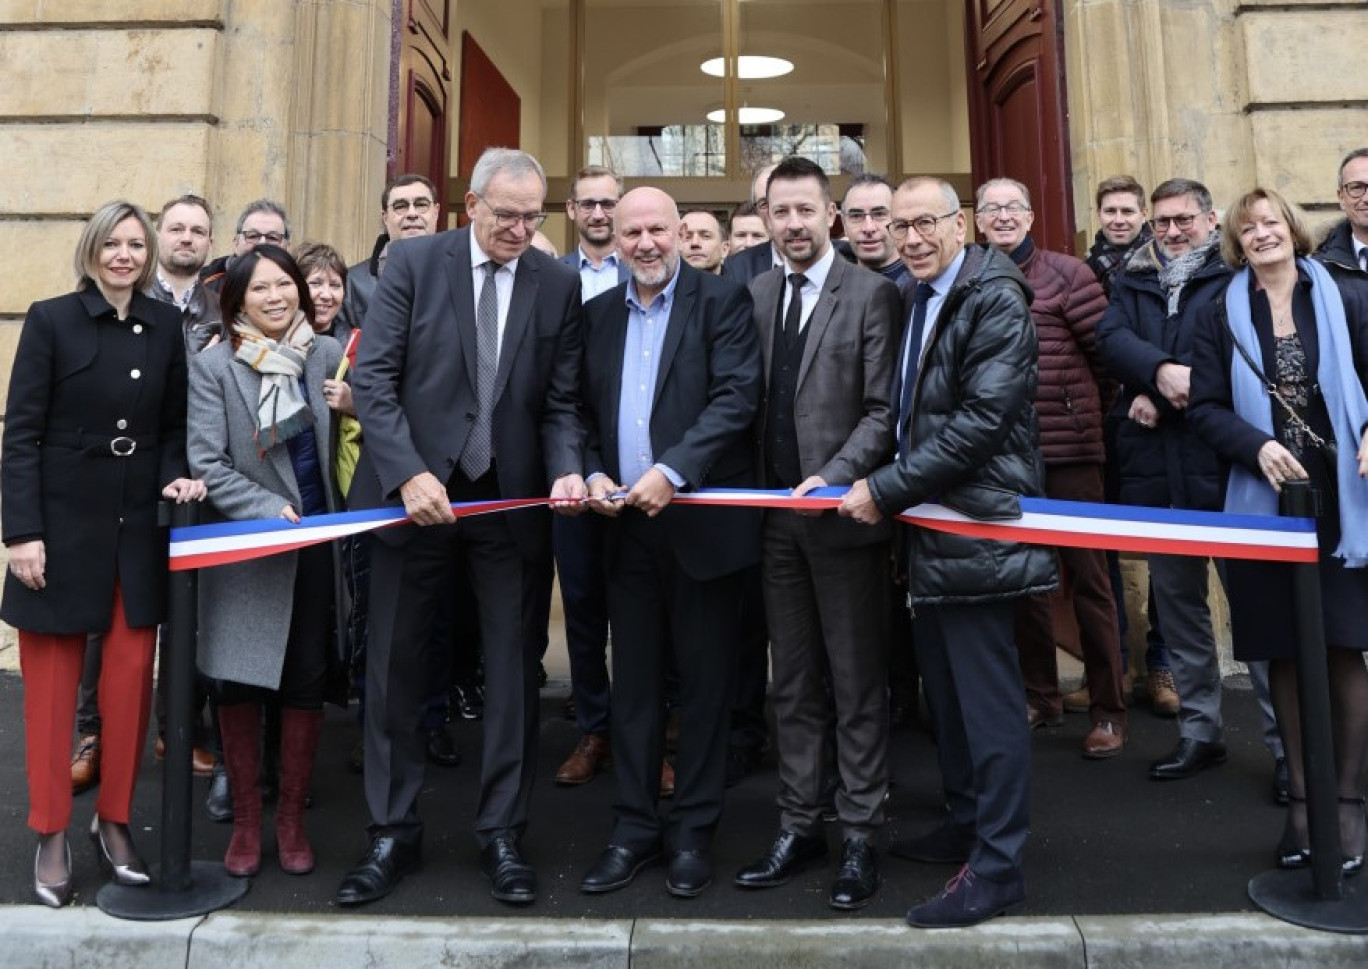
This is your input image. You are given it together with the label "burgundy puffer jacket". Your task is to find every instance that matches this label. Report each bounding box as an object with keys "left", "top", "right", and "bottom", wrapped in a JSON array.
[{"left": 1016, "top": 242, "right": 1112, "bottom": 465}]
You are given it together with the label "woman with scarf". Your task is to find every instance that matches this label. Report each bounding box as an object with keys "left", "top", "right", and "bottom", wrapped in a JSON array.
[
  {"left": 4, "top": 200, "right": 204, "bottom": 906},
  {"left": 188, "top": 244, "right": 342, "bottom": 877},
  {"left": 1189, "top": 187, "right": 1368, "bottom": 876}
]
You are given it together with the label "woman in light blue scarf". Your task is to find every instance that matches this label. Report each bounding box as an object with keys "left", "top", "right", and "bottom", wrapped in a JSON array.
[{"left": 1189, "top": 187, "right": 1368, "bottom": 879}]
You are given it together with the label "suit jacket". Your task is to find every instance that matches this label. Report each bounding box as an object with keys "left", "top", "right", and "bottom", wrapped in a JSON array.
[
  {"left": 581, "top": 262, "right": 763, "bottom": 581},
  {"left": 188, "top": 336, "right": 344, "bottom": 690},
  {"left": 349, "top": 227, "right": 584, "bottom": 559},
  {"left": 722, "top": 242, "right": 780, "bottom": 286},
  {"left": 751, "top": 256, "right": 900, "bottom": 547},
  {"left": 0, "top": 288, "right": 188, "bottom": 634}
]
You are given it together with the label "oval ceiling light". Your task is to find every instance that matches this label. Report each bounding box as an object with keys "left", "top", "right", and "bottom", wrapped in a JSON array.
[
  {"left": 706, "top": 106, "right": 786, "bottom": 124},
  {"left": 700, "top": 55, "right": 794, "bottom": 79}
]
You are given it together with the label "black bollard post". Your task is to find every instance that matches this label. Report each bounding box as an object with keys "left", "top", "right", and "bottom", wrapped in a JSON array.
[
  {"left": 1248, "top": 480, "right": 1368, "bottom": 932},
  {"left": 97, "top": 501, "right": 249, "bottom": 920}
]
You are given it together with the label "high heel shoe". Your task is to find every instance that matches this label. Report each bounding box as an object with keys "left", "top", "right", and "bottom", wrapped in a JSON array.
[
  {"left": 34, "top": 834, "right": 73, "bottom": 908},
  {"left": 1276, "top": 794, "right": 1310, "bottom": 870},
  {"left": 1341, "top": 796, "right": 1366, "bottom": 878},
  {"left": 90, "top": 815, "right": 150, "bottom": 886}
]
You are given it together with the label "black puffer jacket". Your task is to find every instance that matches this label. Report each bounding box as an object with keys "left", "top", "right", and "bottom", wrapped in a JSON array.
[
  {"left": 867, "top": 244, "right": 1056, "bottom": 605},
  {"left": 1095, "top": 240, "right": 1230, "bottom": 511}
]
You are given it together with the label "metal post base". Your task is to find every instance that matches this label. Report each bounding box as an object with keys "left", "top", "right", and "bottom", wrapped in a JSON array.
[
  {"left": 96, "top": 861, "right": 249, "bottom": 921},
  {"left": 1249, "top": 869, "right": 1368, "bottom": 934}
]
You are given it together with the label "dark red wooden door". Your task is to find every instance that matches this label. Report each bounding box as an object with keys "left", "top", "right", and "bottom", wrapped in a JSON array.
[
  {"left": 395, "top": 0, "right": 451, "bottom": 210},
  {"left": 965, "top": 0, "right": 1074, "bottom": 253}
]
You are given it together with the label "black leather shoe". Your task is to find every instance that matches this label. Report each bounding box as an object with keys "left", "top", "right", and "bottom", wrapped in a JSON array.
[
  {"left": 335, "top": 834, "right": 421, "bottom": 906},
  {"left": 452, "top": 682, "right": 484, "bottom": 721},
  {"left": 480, "top": 836, "right": 536, "bottom": 904},
  {"left": 666, "top": 849, "right": 712, "bottom": 898},
  {"left": 1272, "top": 757, "right": 1290, "bottom": 805},
  {"left": 1149, "top": 738, "right": 1227, "bottom": 780},
  {"left": 425, "top": 725, "right": 462, "bottom": 768},
  {"left": 205, "top": 762, "right": 233, "bottom": 823},
  {"left": 580, "top": 844, "right": 662, "bottom": 894},
  {"left": 906, "top": 864, "right": 1025, "bottom": 928},
  {"left": 889, "top": 822, "right": 974, "bottom": 865},
  {"left": 829, "top": 838, "right": 879, "bottom": 910},
  {"left": 734, "top": 830, "right": 828, "bottom": 888}
]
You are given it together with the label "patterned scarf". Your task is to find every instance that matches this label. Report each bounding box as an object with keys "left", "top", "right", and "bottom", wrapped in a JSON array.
[
  {"left": 1156, "top": 230, "right": 1221, "bottom": 317},
  {"left": 1086, "top": 224, "right": 1153, "bottom": 297},
  {"left": 231, "top": 310, "right": 315, "bottom": 450}
]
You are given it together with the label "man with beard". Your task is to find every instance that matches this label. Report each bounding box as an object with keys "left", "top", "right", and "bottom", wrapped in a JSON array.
[
  {"left": 340, "top": 174, "right": 441, "bottom": 341},
  {"left": 576, "top": 187, "right": 762, "bottom": 899},
  {"left": 681, "top": 210, "right": 728, "bottom": 274},
  {"left": 151, "top": 194, "right": 220, "bottom": 351},
  {"left": 1096, "top": 178, "right": 1236, "bottom": 780}
]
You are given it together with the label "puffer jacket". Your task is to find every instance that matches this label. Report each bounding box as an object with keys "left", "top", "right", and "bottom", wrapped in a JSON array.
[
  {"left": 1015, "top": 241, "right": 1111, "bottom": 465},
  {"left": 867, "top": 244, "right": 1057, "bottom": 605},
  {"left": 1314, "top": 219, "right": 1368, "bottom": 286},
  {"left": 1095, "top": 239, "right": 1231, "bottom": 510}
]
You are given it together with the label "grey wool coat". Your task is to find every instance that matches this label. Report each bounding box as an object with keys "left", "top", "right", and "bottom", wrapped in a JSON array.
[{"left": 187, "top": 335, "right": 343, "bottom": 690}]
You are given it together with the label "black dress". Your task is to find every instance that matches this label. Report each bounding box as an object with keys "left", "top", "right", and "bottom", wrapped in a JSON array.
[{"left": 1222, "top": 288, "right": 1368, "bottom": 661}]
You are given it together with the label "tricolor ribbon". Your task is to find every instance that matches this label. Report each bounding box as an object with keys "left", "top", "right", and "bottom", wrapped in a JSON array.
[{"left": 169, "top": 487, "right": 1318, "bottom": 571}]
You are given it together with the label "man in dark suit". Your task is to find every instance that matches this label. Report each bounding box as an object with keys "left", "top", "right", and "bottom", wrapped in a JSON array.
[
  {"left": 723, "top": 164, "right": 781, "bottom": 285},
  {"left": 732, "top": 157, "right": 900, "bottom": 910},
  {"left": 338, "top": 147, "right": 586, "bottom": 908},
  {"left": 575, "top": 187, "right": 762, "bottom": 899}
]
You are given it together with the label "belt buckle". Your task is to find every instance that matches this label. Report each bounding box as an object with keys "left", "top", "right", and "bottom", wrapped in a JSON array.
[{"left": 110, "top": 436, "right": 136, "bottom": 457}]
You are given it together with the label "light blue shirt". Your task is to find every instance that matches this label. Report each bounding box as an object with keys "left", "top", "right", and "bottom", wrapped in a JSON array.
[
  {"left": 615, "top": 264, "right": 685, "bottom": 490},
  {"left": 577, "top": 249, "right": 622, "bottom": 303},
  {"left": 896, "top": 248, "right": 967, "bottom": 395}
]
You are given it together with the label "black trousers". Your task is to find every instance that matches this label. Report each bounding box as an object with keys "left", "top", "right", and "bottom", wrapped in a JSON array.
[{"left": 607, "top": 510, "right": 743, "bottom": 853}]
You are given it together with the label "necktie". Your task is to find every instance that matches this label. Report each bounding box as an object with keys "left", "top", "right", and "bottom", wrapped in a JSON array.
[
  {"left": 782, "top": 273, "right": 807, "bottom": 344},
  {"left": 897, "top": 282, "right": 936, "bottom": 454},
  {"left": 460, "top": 260, "right": 501, "bottom": 479}
]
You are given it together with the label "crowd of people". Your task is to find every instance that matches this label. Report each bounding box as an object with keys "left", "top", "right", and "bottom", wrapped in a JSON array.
[{"left": 5, "top": 144, "right": 1368, "bottom": 928}]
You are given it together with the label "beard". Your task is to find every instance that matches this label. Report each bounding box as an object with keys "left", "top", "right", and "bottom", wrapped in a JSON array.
[
  {"left": 630, "top": 252, "right": 677, "bottom": 290},
  {"left": 163, "top": 249, "right": 207, "bottom": 274}
]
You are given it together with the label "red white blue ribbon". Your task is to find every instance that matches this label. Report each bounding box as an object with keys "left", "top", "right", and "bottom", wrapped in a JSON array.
[{"left": 169, "top": 487, "right": 1318, "bottom": 571}]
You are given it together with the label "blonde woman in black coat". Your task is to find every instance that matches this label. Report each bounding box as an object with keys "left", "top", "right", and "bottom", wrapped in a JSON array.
[{"left": 2, "top": 200, "right": 204, "bottom": 907}]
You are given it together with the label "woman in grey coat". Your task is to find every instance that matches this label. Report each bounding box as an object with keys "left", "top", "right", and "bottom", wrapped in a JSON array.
[{"left": 188, "top": 245, "right": 342, "bottom": 878}]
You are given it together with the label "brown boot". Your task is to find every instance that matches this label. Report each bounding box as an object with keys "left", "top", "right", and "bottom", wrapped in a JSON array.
[
  {"left": 554, "top": 733, "right": 612, "bottom": 786},
  {"left": 276, "top": 708, "right": 322, "bottom": 875},
  {"left": 70, "top": 735, "right": 100, "bottom": 794},
  {"left": 218, "top": 703, "right": 262, "bottom": 877},
  {"left": 1148, "top": 669, "right": 1180, "bottom": 718}
]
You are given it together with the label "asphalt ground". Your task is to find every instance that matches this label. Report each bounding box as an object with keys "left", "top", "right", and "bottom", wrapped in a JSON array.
[{"left": 0, "top": 669, "right": 1303, "bottom": 920}]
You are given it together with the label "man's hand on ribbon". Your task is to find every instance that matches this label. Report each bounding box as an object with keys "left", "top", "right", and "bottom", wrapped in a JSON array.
[
  {"left": 625, "top": 467, "right": 675, "bottom": 518},
  {"left": 792, "top": 475, "right": 828, "bottom": 517},
  {"left": 587, "top": 475, "right": 624, "bottom": 517},
  {"left": 549, "top": 473, "right": 588, "bottom": 516},
  {"left": 838, "top": 478, "right": 884, "bottom": 525},
  {"left": 400, "top": 471, "right": 457, "bottom": 526}
]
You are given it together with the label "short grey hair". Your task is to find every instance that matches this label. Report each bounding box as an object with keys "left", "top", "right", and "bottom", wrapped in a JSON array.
[
  {"left": 975, "top": 177, "right": 1032, "bottom": 209},
  {"left": 234, "top": 198, "right": 290, "bottom": 238},
  {"left": 470, "top": 148, "right": 547, "bottom": 197},
  {"left": 74, "top": 200, "right": 157, "bottom": 292},
  {"left": 897, "top": 176, "right": 961, "bottom": 213}
]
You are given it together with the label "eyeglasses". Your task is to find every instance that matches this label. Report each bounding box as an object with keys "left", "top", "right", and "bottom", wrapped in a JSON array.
[
  {"left": 571, "top": 198, "right": 618, "bottom": 215},
  {"left": 889, "top": 211, "right": 959, "bottom": 241},
  {"left": 1151, "top": 212, "right": 1205, "bottom": 233},
  {"left": 1340, "top": 181, "right": 1368, "bottom": 200},
  {"left": 388, "top": 198, "right": 434, "bottom": 215},
  {"left": 474, "top": 195, "right": 547, "bottom": 231},
  {"left": 843, "top": 208, "right": 891, "bottom": 226},
  {"left": 240, "top": 230, "right": 287, "bottom": 246},
  {"left": 976, "top": 202, "right": 1030, "bottom": 218}
]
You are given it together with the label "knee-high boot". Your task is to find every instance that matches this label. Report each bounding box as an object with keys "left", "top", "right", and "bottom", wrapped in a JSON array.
[
  {"left": 276, "top": 707, "right": 323, "bottom": 875},
  {"left": 218, "top": 703, "right": 262, "bottom": 877}
]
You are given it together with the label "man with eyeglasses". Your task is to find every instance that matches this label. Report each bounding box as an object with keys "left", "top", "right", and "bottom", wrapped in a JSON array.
[
  {"left": 973, "top": 177, "right": 1126, "bottom": 759},
  {"left": 198, "top": 198, "right": 290, "bottom": 305},
  {"left": 839, "top": 176, "right": 1054, "bottom": 928},
  {"left": 842, "top": 173, "right": 907, "bottom": 285},
  {"left": 723, "top": 163, "right": 783, "bottom": 284},
  {"left": 339, "top": 147, "right": 586, "bottom": 909},
  {"left": 1315, "top": 148, "right": 1368, "bottom": 283},
  {"left": 549, "top": 165, "right": 629, "bottom": 792},
  {"left": 1096, "top": 178, "right": 1238, "bottom": 782},
  {"left": 340, "top": 174, "right": 441, "bottom": 345}
]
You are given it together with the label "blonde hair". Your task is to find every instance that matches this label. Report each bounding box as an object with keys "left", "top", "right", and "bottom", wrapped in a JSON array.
[
  {"left": 1220, "top": 187, "right": 1313, "bottom": 269},
  {"left": 74, "top": 200, "right": 157, "bottom": 292}
]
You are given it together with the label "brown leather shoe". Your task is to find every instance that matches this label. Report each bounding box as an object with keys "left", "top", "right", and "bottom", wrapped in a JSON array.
[
  {"left": 554, "top": 733, "right": 612, "bottom": 786},
  {"left": 71, "top": 734, "right": 100, "bottom": 794},
  {"left": 659, "top": 759, "right": 676, "bottom": 799},
  {"left": 1148, "top": 669, "right": 1180, "bottom": 718},
  {"left": 1083, "top": 719, "right": 1125, "bottom": 759},
  {"left": 153, "top": 737, "right": 217, "bottom": 777}
]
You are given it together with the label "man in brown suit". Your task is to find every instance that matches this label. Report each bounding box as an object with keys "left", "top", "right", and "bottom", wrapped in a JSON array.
[{"left": 732, "top": 156, "right": 900, "bottom": 910}]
